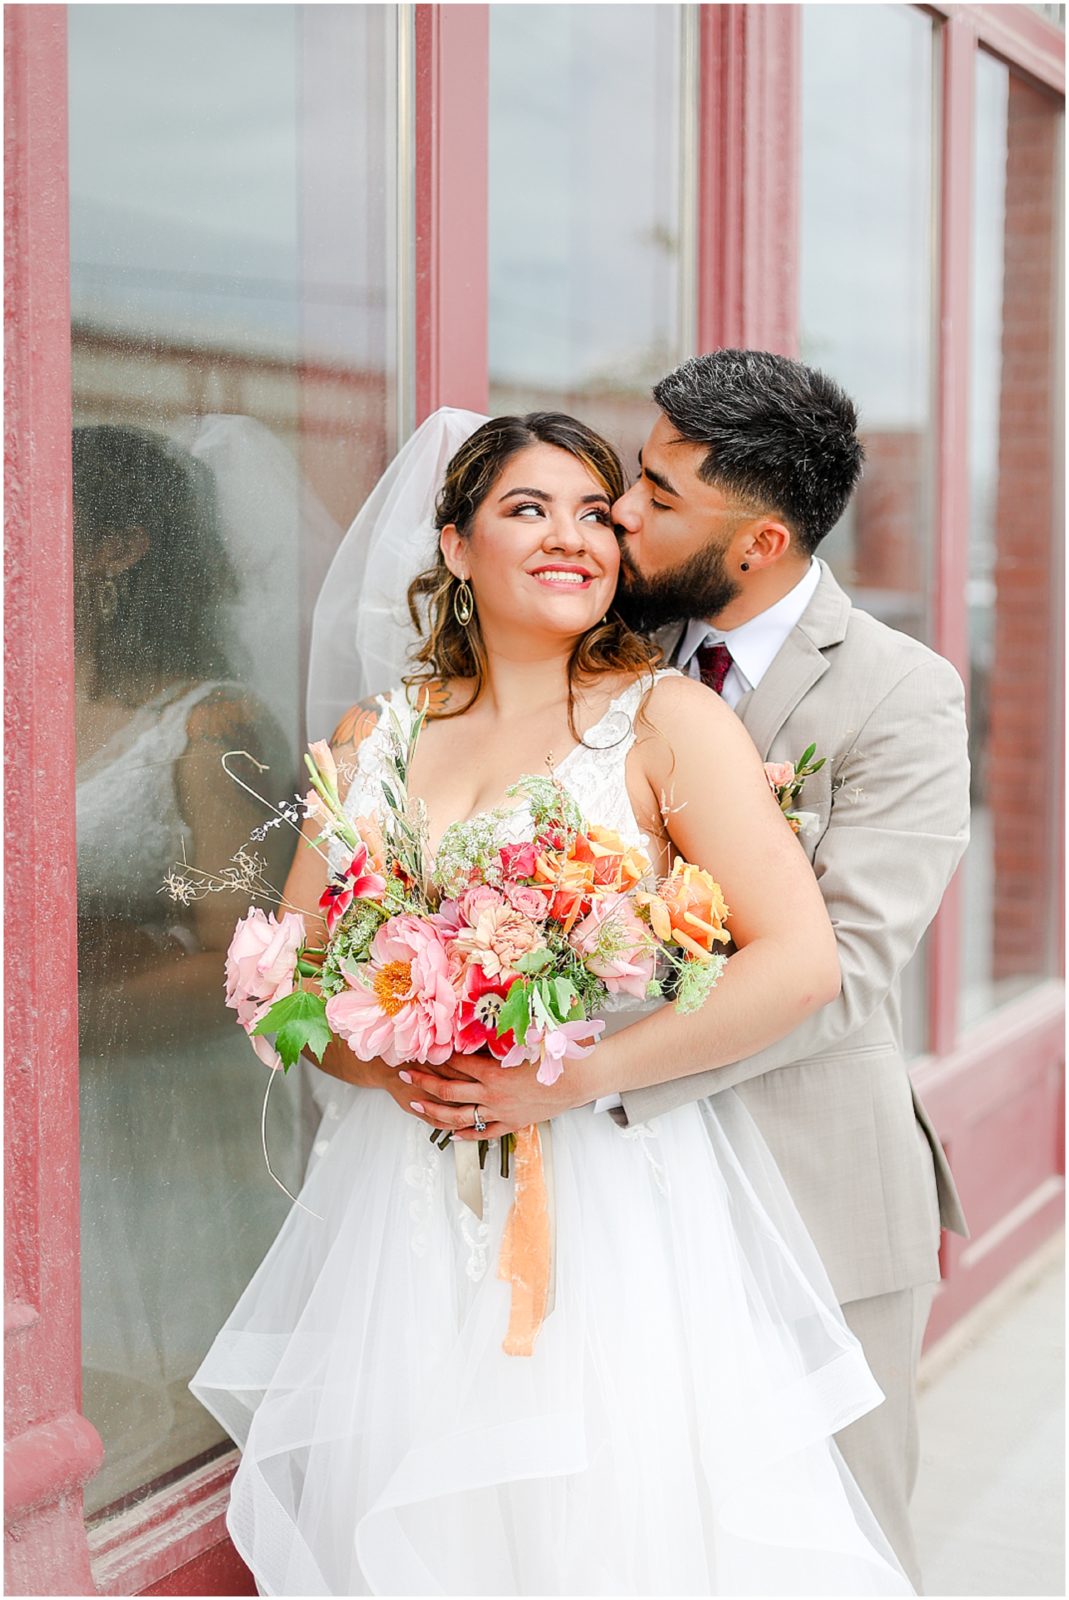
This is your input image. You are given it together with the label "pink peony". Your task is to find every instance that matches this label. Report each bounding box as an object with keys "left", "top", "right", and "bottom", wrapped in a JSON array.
[
  {"left": 451, "top": 885, "right": 544, "bottom": 982},
  {"left": 326, "top": 914, "right": 457, "bottom": 1067},
  {"left": 570, "top": 894, "right": 657, "bottom": 1000},
  {"left": 225, "top": 908, "right": 306, "bottom": 1069},
  {"left": 500, "top": 1019, "right": 605, "bottom": 1085},
  {"left": 319, "top": 842, "right": 387, "bottom": 936}
]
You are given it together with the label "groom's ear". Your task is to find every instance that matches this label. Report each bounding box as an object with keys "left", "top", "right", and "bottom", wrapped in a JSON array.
[
  {"left": 439, "top": 524, "right": 468, "bottom": 581},
  {"left": 738, "top": 518, "right": 794, "bottom": 570}
]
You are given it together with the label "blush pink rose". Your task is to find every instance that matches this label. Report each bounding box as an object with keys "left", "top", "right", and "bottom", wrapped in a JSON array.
[
  {"left": 764, "top": 761, "right": 796, "bottom": 790},
  {"left": 570, "top": 894, "right": 657, "bottom": 1000},
  {"left": 225, "top": 908, "right": 306, "bottom": 1069},
  {"left": 503, "top": 882, "right": 549, "bottom": 921},
  {"left": 326, "top": 914, "right": 457, "bottom": 1067}
]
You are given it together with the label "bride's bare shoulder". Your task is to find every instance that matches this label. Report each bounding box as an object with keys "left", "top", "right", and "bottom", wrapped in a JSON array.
[
  {"left": 635, "top": 672, "right": 755, "bottom": 779},
  {"left": 642, "top": 671, "right": 739, "bottom": 729}
]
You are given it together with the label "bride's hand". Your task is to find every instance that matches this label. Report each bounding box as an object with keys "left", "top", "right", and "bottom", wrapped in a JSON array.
[
  {"left": 315, "top": 1038, "right": 476, "bottom": 1126},
  {"left": 404, "top": 1051, "right": 591, "bottom": 1140}
]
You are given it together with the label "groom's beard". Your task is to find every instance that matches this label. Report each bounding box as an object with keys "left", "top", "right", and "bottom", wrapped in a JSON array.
[{"left": 614, "top": 537, "right": 742, "bottom": 635}]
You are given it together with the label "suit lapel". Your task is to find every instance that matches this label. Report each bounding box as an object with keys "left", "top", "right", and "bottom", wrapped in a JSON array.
[{"left": 735, "top": 563, "right": 852, "bottom": 759}]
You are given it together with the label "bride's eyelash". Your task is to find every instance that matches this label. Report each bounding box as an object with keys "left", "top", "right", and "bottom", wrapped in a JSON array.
[{"left": 509, "top": 502, "right": 612, "bottom": 524}]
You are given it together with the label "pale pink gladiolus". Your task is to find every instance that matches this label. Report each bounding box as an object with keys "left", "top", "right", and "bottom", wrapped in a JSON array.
[
  {"left": 308, "top": 739, "right": 339, "bottom": 793},
  {"left": 304, "top": 788, "right": 333, "bottom": 828}
]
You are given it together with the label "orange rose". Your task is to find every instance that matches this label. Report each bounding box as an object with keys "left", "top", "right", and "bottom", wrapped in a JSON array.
[
  {"left": 570, "top": 825, "right": 652, "bottom": 892},
  {"left": 532, "top": 850, "right": 598, "bottom": 932},
  {"left": 641, "top": 859, "right": 730, "bottom": 961}
]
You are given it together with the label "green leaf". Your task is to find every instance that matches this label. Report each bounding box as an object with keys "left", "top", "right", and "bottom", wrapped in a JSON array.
[
  {"left": 550, "top": 976, "right": 577, "bottom": 1019},
  {"left": 514, "top": 947, "right": 553, "bottom": 975},
  {"left": 251, "top": 989, "right": 333, "bottom": 1070},
  {"left": 496, "top": 980, "right": 530, "bottom": 1041},
  {"left": 530, "top": 981, "right": 556, "bottom": 1031},
  {"left": 798, "top": 743, "right": 816, "bottom": 769},
  {"left": 807, "top": 755, "right": 826, "bottom": 775}
]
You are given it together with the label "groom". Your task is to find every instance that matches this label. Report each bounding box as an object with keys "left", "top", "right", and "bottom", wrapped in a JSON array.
[
  {"left": 609, "top": 351, "right": 970, "bottom": 1589},
  {"left": 413, "top": 350, "right": 970, "bottom": 1589}
]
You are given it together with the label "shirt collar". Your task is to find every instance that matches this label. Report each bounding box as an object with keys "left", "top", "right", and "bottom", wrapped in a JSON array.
[{"left": 677, "top": 558, "right": 822, "bottom": 691}]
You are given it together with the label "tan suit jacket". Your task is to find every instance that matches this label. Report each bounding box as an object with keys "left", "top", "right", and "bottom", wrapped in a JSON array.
[{"left": 621, "top": 563, "right": 970, "bottom": 1306}]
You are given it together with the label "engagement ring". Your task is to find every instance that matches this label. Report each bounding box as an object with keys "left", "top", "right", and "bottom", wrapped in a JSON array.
[{"left": 473, "top": 1108, "right": 487, "bottom": 1133}]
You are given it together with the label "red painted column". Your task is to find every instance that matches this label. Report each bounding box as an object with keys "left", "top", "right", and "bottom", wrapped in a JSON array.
[
  {"left": 4, "top": 7, "right": 104, "bottom": 1595},
  {"left": 414, "top": 4, "right": 489, "bottom": 420},
  {"left": 697, "top": 4, "right": 800, "bottom": 356}
]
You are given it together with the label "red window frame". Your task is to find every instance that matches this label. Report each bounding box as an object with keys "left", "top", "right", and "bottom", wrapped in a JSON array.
[{"left": 4, "top": 3, "right": 1063, "bottom": 1592}]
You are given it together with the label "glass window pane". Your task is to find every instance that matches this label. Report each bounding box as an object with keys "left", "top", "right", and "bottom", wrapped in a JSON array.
[
  {"left": 800, "top": 3, "right": 936, "bottom": 645},
  {"left": 799, "top": 3, "right": 937, "bottom": 1057},
  {"left": 960, "top": 57, "right": 1063, "bottom": 1029},
  {"left": 69, "top": 2, "right": 398, "bottom": 1517},
  {"left": 488, "top": 3, "right": 692, "bottom": 466}
]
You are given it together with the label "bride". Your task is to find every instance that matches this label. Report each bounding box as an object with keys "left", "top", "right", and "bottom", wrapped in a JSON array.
[{"left": 191, "top": 410, "right": 912, "bottom": 1596}]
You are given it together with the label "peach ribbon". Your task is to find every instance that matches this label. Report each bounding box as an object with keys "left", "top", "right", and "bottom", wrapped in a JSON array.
[
  {"left": 454, "top": 1123, "right": 556, "bottom": 1356},
  {"left": 497, "top": 1122, "right": 554, "bottom": 1356}
]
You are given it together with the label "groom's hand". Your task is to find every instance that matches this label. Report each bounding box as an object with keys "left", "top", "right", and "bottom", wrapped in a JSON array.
[{"left": 403, "top": 1051, "right": 589, "bottom": 1140}]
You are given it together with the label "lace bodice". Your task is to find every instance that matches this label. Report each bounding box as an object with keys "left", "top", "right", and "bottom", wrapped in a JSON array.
[
  {"left": 76, "top": 679, "right": 241, "bottom": 922},
  {"left": 334, "top": 671, "right": 680, "bottom": 876}
]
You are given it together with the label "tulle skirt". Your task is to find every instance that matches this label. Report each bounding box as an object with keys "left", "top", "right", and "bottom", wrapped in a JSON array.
[{"left": 191, "top": 1085, "right": 912, "bottom": 1596}]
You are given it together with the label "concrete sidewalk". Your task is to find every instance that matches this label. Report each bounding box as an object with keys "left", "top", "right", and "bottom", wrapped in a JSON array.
[{"left": 913, "top": 1231, "right": 1065, "bottom": 1597}]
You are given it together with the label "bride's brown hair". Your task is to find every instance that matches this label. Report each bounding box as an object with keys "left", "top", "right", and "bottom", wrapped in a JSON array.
[{"left": 405, "top": 412, "right": 661, "bottom": 738}]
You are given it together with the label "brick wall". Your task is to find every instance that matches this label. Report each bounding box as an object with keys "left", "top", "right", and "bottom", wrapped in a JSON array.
[{"left": 989, "top": 75, "right": 1061, "bottom": 980}]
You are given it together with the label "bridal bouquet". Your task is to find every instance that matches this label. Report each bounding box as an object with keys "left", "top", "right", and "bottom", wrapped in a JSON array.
[
  {"left": 221, "top": 702, "right": 730, "bottom": 1157},
  {"left": 171, "top": 701, "right": 731, "bottom": 1355}
]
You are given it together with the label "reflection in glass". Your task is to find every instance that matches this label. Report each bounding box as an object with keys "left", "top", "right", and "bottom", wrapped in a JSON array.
[
  {"left": 800, "top": 5, "right": 936, "bottom": 1057},
  {"left": 960, "top": 58, "right": 1063, "bottom": 1028},
  {"left": 800, "top": 4, "right": 935, "bottom": 646},
  {"left": 69, "top": 4, "right": 399, "bottom": 1515},
  {"left": 488, "top": 4, "right": 691, "bottom": 468}
]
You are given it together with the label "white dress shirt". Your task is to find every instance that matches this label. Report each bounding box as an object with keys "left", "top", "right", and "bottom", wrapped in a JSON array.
[
  {"left": 593, "top": 558, "right": 822, "bottom": 1115},
  {"left": 675, "top": 557, "right": 822, "bottom": 708}
]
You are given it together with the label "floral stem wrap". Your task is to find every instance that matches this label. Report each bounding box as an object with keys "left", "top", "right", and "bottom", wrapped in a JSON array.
[{"left": 497, "top": 1124, "right": 552, "bottom": 1357}]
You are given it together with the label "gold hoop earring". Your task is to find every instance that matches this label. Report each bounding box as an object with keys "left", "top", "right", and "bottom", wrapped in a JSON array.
[
  {"left": 452, "top": 579, "right": 474, "bottom": 627},
  {"left": 99, "top": 577, "right": 119, "bottom": 622}
]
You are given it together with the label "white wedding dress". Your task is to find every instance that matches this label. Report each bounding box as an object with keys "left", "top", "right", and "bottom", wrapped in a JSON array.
[{"left": 191, "top": 676, "right": 912, "bottom": 1596}]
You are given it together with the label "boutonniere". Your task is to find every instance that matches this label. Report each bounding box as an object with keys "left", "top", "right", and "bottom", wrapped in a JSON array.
[{"left": 764, "top": 744, "right": 826, "bottom": 838}]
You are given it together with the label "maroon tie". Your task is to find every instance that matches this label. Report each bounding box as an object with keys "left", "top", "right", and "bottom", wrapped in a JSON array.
[{"left": 696, "top": 642, "right": 733, "bottom": 695}]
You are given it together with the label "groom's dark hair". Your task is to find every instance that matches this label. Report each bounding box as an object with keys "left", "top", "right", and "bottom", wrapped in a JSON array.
[{"left": 652, "top": 350, "right": 864, "bottom": 555}]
